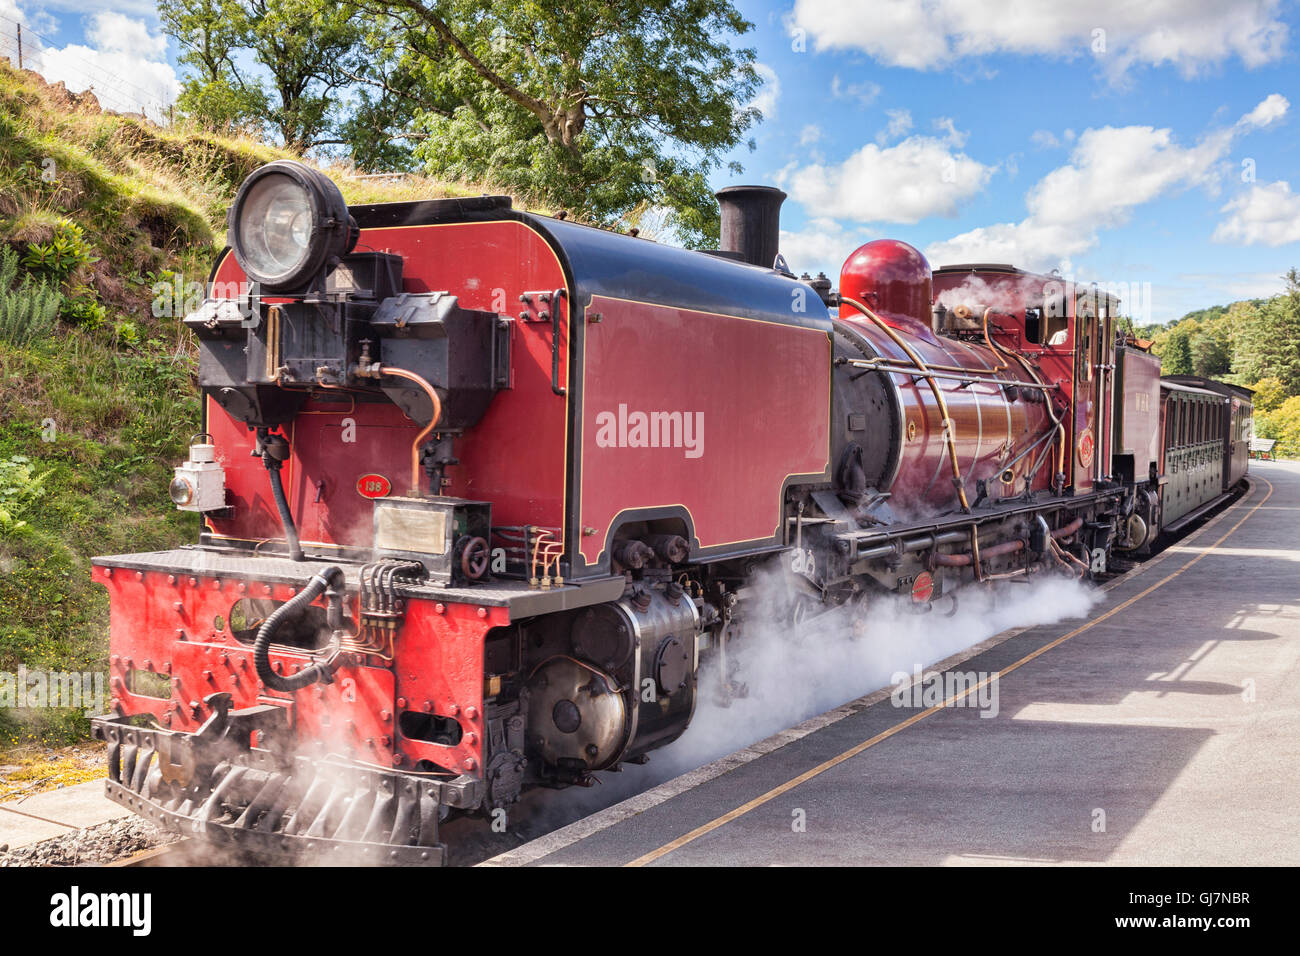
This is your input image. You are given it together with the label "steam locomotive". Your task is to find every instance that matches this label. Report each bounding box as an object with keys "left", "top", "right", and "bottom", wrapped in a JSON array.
[{"left": 90, "top": 162, "right": 1251, "bottom": 864}]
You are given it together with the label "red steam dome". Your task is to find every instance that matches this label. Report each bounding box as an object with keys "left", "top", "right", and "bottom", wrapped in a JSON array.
[{"left": 839, "top": 239, "right": 936, "bottom": 342}]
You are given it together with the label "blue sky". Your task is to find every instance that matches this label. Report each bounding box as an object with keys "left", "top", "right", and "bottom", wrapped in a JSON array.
[{"left": 2, "top": 0, "right": 1298, "bottom": 322}]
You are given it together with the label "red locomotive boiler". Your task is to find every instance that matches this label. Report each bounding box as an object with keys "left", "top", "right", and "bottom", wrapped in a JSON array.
[{"left": 91, "top": 164, "right": 1246, "bottom": 863}]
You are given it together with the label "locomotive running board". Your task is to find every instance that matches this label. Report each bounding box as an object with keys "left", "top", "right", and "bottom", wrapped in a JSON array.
[{"left": 834, "top": 488, "right": 1123, "bottom": 561}]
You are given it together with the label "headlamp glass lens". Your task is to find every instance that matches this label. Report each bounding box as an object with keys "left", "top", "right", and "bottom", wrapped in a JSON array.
[
  {"left": 169, "top": 476, "right": 194, "bottom": 505},
  {"left": 236, "top": 172, "right": 314, "bottom": 282}
]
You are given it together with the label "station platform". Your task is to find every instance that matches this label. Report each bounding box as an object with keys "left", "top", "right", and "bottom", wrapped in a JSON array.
[
  {"left": 485, "top": 462, "right": 1300, "bottom": 867},
  {"left": 0, "top": 780, "right": 128, "bottom": 852}
]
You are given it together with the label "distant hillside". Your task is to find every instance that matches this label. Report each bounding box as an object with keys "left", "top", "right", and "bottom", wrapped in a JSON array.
[
  {"left": 1134, "top": 282, "right": 1299, "bottom": 457},
  {"left": 0, "top": 60, "right": 498, "bottom": 747}
]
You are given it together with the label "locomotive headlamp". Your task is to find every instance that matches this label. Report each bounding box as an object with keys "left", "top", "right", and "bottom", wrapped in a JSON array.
[
  {"left": 168, "top": 475, "right": 195, "bottom": 506},
  {"left": 171, "top": 434, "right": 226, "bottom": 513},
  {"left": 227, "top": 160, "right": 358, "bottom": 292}
]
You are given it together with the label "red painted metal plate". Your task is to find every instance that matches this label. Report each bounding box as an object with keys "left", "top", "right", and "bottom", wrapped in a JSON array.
[
  {"left": 1078, "top": 431, "right": 1095, "bottom": 469},
  {"left": 356, "top": 473, "right": 392, "bottom": 499}
]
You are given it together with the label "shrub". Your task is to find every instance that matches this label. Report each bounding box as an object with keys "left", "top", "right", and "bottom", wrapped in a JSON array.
[
  {"left": 59, "top": 285, "right": 109, "bottom": 329},
  {"left": 114, "top": 319, "right": 144, "bottom": 348},
  {"left": 20, "top": 218, "right": 99, "bottom": 282},
  {"left": 0, "top": 245, "right": 61, "bottom": 346},
  {"left": 0, "top": 455, "right": 52, "bottom": 535},
  {"left": 1255, "top": 396, "right": 1300, "bottom": 459}
]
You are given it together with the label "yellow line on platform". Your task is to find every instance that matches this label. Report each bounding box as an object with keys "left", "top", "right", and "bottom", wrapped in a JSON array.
[{"left": 625, "top": 477, "right": 1275, "bottom": 867}]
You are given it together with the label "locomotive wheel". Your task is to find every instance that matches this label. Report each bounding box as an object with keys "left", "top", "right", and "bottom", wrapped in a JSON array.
[
  {"left": 788, "top": 591, "right": 824, "bottom": 627},
  {"left": 456, "top": 535, "right": 490, "bottom": 580}
]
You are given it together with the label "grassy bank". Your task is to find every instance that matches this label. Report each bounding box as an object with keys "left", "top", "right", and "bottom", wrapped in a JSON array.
[{"left": 0, "top": 61, "right": 488, "bottom": 749}]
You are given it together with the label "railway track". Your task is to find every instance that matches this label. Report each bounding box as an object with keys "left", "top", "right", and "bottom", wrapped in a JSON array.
[{"left": 108, "top": 841, "right": 196, "bottom": 867}]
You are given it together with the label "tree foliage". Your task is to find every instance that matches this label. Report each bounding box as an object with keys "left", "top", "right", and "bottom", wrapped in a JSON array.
[
  {"left": 1155, "top": 326, "right": 1193, "bottom": 375},
  {"left": 360, "top": 0, "right": 760, "bottom": 244},
  {"left": 1232, "top": 269, "right": 1300, "bottom": 395},
  {"left": 1255, "top": 395, "right": 1300, "bottom": 458},
  {"left": 161, "top": 0, "right": 362, "bottom": 152},
  {"left": 160, "top": 0, "right": 763, "bottom": 245}
]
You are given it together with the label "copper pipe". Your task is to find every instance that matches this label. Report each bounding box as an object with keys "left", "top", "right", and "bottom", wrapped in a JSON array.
[
  {"left": 983, "top": 568, "right": 1029, "bottom": 581},
  {"left": 985, "top": 332, "right": 1067, "bottom": 483},
  {"left": 969, "top": 525, "right": 984, "bottom": 582},
  {"left": 930, "top": 538, "right": 1026, "bottom": 568},
  {"left": 306, "top": 374, "right": 357, "bottom": 415},
  {"left": 1050, "top": 536, "right": 1089, "bottom": 578},
  {"left": 980, "top": 308, "right": 1009, "bottom": 374},
  {"left": 1050, "top": 516, "right": 1084, "bottom": 539},
  {"left": 844, "top": 359, "right": 1058, "bottom": 391},
  {"left": 841, "top": 295, "right": 971, "bottom": 512},
  {"left": 377, "top": 365, "right": 443, "bottom": 494}
]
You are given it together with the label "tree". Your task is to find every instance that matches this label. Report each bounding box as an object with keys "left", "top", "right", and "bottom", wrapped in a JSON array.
[
  {"left": 161, "top": 0, "right": 362, "bottom": 152},
  {"left": 160, "top": 0, "right": 267, "bottom": 131},
  {"left": 243, "top": 0, "right": 362, "bottom": 153},
  {"left": 354, "top": 0, "right": 762, "bottom": 245},
  {"left": 1256, "top": 394, "right": 1300, "bottom": 458},
  {"left": 1233, "top": 269, "right": 1300, "bottom": 396},
  {"left": 1190, "top": 330, "right": 1231, "bottom": 377},
  {"left": 1156, "top": 326, "right": 1193, "bottom": 375},
  {"left": 1250, "top": 376, "right": 1286, "bottom": 413}
]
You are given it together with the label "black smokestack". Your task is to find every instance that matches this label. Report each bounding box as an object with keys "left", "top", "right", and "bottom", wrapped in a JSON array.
[{"left": 715, "top": 185, "right": 786, "bottom": 269}]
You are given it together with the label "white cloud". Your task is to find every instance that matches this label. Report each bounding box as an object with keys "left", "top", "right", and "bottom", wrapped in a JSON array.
[
  {"left": 88, "top": 11, "right": 166, "bottom": 57},
  {"left": 750, "top": 62, "right": 780, "bottom": 120},
  {"left": 830, "top": 74, "right": 881, "bottom": 107},
  {"left": 932, "top": 116, "right": 967, "bottom": 148},
  {"left": 4, "top": 4, "right": 177, "bottom": 121},
  {"left": 780, "top": 130, "right": 995, "bottom": 224},
  {"left": 779, "top": 217, "right": 867, "bottom": 278},
  {"left": 1238, "top": 92, "right": 1289, "bottom": 128},
  {"left": 926, "top": 96, "right": 1282, "bottom": 270},
  {"left": 798, "top": 124, "right": 822, "bottom": 146},
  {"left": 40, "top": 1, "right": 159, "bottom": 14},
  {"left": 1031, "top": 129, "right": 1062, "bottom": 149},
  {"left": 1212, "top": 181, "right": 1300, "bottom": 246},
  {"left": 789, "top": 0, "right": 1288, "bottom": 78},
  {"left": 0, "top": 0, "right": 52, "bottom": 37},
  {"left": 1176, "top": 271, "right": 1289, "bottom": 300},
  {"left": 877, "top": 108, "right": 912, "bottom": 143}
]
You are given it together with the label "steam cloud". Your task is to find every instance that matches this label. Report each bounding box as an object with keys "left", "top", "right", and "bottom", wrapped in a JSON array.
[
  {"left": 934, "top": 275, "right": 1035, "bottom": 316},
  {"left": 527, "top": 570, "right": 1101, "bottom": 823}
]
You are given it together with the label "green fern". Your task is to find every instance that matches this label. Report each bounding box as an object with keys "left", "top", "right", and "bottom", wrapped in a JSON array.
[{"left": 0, "top": 245, "right": 62, "bottom": 346}]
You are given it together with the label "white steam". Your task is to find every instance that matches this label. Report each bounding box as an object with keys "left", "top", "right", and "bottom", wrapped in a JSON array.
[
  {"left": 528, "top": 570, "right": 1100, "bottom": 822},
  {"left": 935, "top": 275, "right": 1035, "bottom": 316},
  {"left": 653, "top": 570, "right": 1098, "bottom": 775}
]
